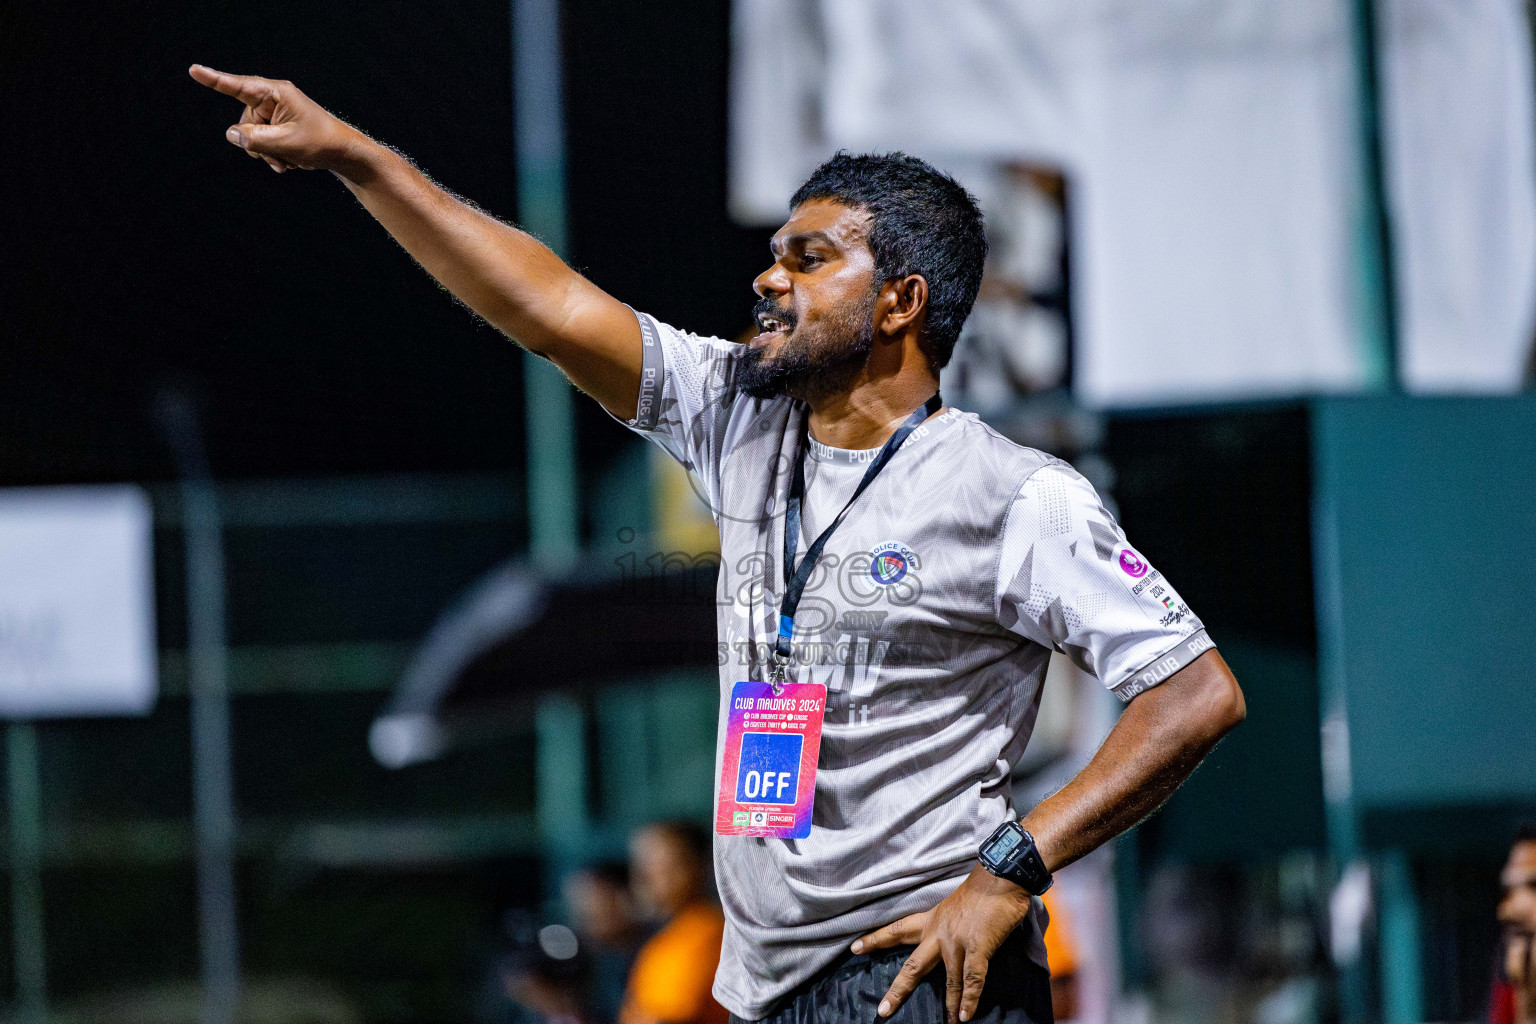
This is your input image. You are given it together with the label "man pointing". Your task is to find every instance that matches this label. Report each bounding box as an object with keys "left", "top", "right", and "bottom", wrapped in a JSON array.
[{"left": 191, "top": 65, "right": 1245, "bottom": 1024}]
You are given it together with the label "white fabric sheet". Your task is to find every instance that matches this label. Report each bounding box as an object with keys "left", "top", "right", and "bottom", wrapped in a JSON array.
[
  {"left": 1071, "top": 2, "right": 1366, "bottom": 404},
  {"left": 1381, "top": 0, "right": 1536, "bottom": 393}
]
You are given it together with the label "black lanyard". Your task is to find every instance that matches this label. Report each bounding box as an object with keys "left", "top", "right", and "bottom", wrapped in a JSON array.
[{"left": 773, "top": 393, "right": 943, "bottom": 679}]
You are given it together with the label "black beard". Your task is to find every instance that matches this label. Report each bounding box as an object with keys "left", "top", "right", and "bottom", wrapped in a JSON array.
[{"left": 736, "top": 295, "right": 876, "bottom": 402}]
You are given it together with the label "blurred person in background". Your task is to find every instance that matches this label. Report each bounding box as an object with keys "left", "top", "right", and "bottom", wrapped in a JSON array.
[
  {"left": 567, "top": 863, "right": 648, "bottom": 1024},
  {"left": 191, "top": 66, "right": 1245, "bottom": 1024},
  {"left": 621, "top": 822, "right": 728, "bottom": 1024},
  {"left": 1493, "top": 826, "right": 1536, "bottom": 1024},
  {"left": 502, "top": 923, "right": 594, "bottom": 1024}
]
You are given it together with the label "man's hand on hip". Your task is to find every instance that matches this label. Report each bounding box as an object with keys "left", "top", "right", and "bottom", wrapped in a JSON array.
[
  {"left": 189, "top": 65, "right": 370, "bottom": 178},
  {"left": 852, "top": 865, "right": 1033, "bottom": 1024}
]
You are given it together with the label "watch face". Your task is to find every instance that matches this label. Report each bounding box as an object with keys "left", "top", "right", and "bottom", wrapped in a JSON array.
[{"left": 983, "top": 827, "right": 1023, "bottom": 862}]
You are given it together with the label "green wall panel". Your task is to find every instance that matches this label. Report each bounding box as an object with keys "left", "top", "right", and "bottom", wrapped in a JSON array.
[{"left": 1313, "top": 396, "right": 1536, "bottom": 810}]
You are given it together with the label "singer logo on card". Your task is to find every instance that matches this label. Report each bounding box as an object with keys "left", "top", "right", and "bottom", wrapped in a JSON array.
[{"left": 715, "top": 680, "right": 826, "bottom": 839}]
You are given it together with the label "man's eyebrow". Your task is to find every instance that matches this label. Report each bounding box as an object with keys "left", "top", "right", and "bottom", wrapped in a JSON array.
[{"left": 770, "top": 230, "right": 835, "bottom": 257}]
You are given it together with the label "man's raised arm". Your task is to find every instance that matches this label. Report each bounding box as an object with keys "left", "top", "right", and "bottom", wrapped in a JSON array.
[{"left": 189, "top": 65, "right": 643, "bottom": 419}]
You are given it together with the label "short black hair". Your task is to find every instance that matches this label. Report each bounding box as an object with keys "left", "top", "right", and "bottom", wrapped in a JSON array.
[
  {"left": 1516, "top": 823, "right": 1536, "bottom": 845},
  {"left": 790, "top": 152, "right": 987, "bottom": 374}
]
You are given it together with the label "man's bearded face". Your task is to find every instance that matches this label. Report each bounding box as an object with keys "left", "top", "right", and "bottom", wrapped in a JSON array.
[
  {"left": 737, "top": 290, "right": 877, "bottom": 401},
  {"left": 739, "top": 198, "right": 882, "bottom": 402}
]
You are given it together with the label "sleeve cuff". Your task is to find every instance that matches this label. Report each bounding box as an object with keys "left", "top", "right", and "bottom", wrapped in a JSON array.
[
  {"left": 1110, "top": 629, "right": 1216, "bottom": 703},
  {"left": 628, "top": 307, "right": 665, "bottom": 431}
]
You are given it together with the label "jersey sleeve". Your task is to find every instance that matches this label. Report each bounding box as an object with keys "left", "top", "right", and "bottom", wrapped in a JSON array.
[
  {"left": 994, "top": 462, "right": 1215, "bottom": 702},
  {"left": 614, "top": 308, "right": 747, "bottom": 513}
]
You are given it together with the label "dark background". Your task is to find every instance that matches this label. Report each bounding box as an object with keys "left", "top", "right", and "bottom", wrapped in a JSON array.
[{"left": 0, "top": 0, "right": 768, "bottom": 488}]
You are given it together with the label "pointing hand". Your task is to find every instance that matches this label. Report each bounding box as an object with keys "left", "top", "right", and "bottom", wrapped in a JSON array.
[{"left": 188, "top": 65, "right": 367, "bottom": 177}]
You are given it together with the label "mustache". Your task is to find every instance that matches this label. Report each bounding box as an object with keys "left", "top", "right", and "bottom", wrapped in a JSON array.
[{"left": 752, "top": 297, "right": 796, "bottom": 329}]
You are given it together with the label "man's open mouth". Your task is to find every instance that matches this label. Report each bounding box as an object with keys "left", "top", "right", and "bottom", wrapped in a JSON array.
[{"left": 753, "top": 312, "right": 793, "bottom": 345}]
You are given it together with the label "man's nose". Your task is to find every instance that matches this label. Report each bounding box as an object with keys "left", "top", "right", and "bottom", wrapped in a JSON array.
[{"left": 753, "top": 262, "right": 789, "bottom": 299}]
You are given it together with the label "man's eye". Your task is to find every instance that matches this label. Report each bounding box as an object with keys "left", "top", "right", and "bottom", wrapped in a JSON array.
[{"left": 799, "top": 254, "right": 824, "bottom": 269}]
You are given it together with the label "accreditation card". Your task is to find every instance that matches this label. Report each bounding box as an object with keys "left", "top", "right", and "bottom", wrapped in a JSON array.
[{"left": 714, "top": 680, "right": 827, "bottom": 839}]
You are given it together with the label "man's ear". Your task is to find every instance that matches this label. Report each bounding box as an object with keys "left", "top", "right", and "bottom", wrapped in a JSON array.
[{"left": 876, "top": 274, "right": 928, "bottom": 338}]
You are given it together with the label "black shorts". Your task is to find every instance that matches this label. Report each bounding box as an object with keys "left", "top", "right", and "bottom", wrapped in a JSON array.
[{"left": 731, "top": 928, "right": 1053, "bottom": 1024}]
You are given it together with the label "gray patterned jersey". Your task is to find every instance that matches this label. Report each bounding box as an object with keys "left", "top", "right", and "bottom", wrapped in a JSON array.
[{"left": 620, "top": 311, "right": 1213, "bottom": 1019}]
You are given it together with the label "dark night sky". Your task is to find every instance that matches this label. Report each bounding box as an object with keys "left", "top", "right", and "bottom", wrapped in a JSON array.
[{"left": 0, "top": 0, "right": 771, "bottom": 486}]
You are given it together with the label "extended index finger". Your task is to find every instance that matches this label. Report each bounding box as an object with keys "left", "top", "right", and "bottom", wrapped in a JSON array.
[{"left": 189, "top": 65, "right": 276, "bottom": 105}]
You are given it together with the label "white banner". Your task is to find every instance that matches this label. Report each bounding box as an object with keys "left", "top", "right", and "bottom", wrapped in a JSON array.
[
  {"left": 0, "top": 486, "right": 158, "bottom": 717},
  {"left": 1382, "top": 0, "right": 1536, "bottom": 393}
]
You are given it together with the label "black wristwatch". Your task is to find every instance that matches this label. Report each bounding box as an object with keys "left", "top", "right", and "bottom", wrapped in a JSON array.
[{"left": 978, "top": 821, "right": 1053, "bottom": 895}]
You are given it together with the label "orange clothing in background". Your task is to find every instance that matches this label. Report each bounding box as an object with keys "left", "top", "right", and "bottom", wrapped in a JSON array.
[
  {"left": 1041, "top": 888, "right": 1079, "bottom": 977},
  {"left": 622, "top": 901, "right": 729, "bottom": 1024}
]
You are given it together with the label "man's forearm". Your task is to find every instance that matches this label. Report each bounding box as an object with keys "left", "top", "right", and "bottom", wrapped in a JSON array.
[
  {"left": 1020, "top": 650, "right": 1244, "bottom": 872},
  {"left": 335, "top": 140, "right": 586, "bottom": 352},
  {"left": 190, "top": 66, "right": 643, "bottom": 411},
  {"left": 329, "top": 133, "right": 642, "bottom": 416}
]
